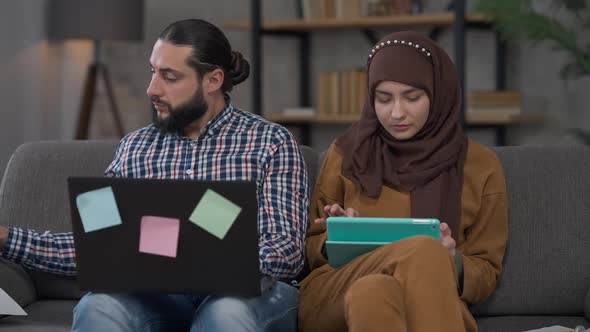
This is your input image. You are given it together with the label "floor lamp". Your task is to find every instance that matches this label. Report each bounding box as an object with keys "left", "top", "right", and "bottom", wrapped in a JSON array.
[{"left": 48, "top": 0, "right": 144, "bottom": 140}]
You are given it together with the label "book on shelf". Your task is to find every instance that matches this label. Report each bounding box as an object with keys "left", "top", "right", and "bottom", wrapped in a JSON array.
[
  {"left": 368, "top": 0, "right": 414, "bottom": 16},
  {"left": 317, "top": 68, "right": 366, "bottom": 117},
  {"left": 465, "top": 90, "right": 523, "bottom": 123},
  {"left": 300, "top": 0, "right": 420, "bottom": 20},
  {"left": 281, "top": 107, "right": 316, "bottom": 116},
  {"left": 316, "top": 85, "right": 524, "bottom": 123},
  {"left": 467, "top": 90, "right": 522, "bottom": 107},
  {"left": 301, "top": 0, "right": 360, "bottom": 19},
  {"left": 465, "top": 107, "right": 522, "bottom": 123},
  {"left": 337, "top": 0, "right": 363, "bottom": 18},
  {"left": 323, "top": 0, "right": 337, "bottom": 18},
  {"left": 301, "top": 0, "right": 323, "bottom": 19}
]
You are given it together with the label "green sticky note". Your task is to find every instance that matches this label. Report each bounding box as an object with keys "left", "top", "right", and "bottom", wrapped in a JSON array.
[
  {"left": 76, "top": 186, "right": 122, "bottom": 233},
  {"left": 189, "top": 189, "right": 242, "bottom": 239}
]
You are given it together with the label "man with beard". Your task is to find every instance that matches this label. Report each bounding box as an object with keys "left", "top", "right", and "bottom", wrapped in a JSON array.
[{"left": 0, "top": 19, "right": 309, "bottom": 332}]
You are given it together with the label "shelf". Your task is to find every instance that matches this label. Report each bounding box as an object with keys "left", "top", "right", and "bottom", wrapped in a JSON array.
[
  {"left": 265, "top": 114, "right": 360, "bottom": 124},
  {"left": 239, "top": 0, "right": 512, "bottom": 146},
  {"left": 266, "top": 112, "right": 544, "bottom": 126},
  {"left": 225, "top": 13, "right": 491, "bottom": 32},
  {"left": 465, "top": 112, "right": 544, "bottom": 126}
]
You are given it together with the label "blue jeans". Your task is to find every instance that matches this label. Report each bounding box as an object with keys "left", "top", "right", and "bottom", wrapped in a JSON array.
[{"left": 71, "top": 281, "right": 298, "bottom": 332}]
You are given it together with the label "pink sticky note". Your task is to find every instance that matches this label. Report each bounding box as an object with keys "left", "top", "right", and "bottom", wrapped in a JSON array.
[{"left": 139, "top": 216, "right": 180, "bottom": 258}]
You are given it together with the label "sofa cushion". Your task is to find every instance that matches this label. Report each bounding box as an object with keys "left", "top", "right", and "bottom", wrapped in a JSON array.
[
  {"left": 472, "top": 146, "right": 590, "bottom": 316},
  {"left": 477, "top": 315, "right": 589, "bottom": 332},
  {"left": 0, "top": 258, "right": 36, "bottom": 307},
  {"left": 0, "top": 141, "right": 119, "bottom": 300},
  {"left": 0, "top": 140, "right": 119, "bottom": 232},
  {"left": 299, "top": 146, "right": 319, "bottom": 194},
  {"left": 0, "top": 300, "right": 76, "bottom": 332}
]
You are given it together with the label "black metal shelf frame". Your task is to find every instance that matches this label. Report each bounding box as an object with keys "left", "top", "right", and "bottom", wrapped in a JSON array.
[{"left": 248, "top": 0, "right": 508, "bottom": 146}]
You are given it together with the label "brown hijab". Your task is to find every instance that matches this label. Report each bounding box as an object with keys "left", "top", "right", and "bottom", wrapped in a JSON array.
[{"left": 335, "top": 31, "right": 468, "bottom": 238}]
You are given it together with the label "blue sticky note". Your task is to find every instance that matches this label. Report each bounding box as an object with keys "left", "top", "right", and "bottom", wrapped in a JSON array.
[
  {"left": 189, "top": 189, "right": 242, "bottom": 240},
  {"left": 76, "top": 186, "right": 123, "bottom": 233}
]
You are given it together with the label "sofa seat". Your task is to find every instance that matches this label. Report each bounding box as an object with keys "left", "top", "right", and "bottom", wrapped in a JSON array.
[
  {"left": 0, "top": 300, "right": 76, "bottom": 332},
  {"left": 476, "top": 315, "right": 589, "bottom": 332}
]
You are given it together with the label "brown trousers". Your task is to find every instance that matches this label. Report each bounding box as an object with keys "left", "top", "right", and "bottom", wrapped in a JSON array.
[{"left": 298, "top": 236, "right": 477, "bottom": 332}]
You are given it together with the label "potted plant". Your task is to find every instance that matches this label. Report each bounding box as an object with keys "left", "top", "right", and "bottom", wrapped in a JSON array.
[{"left": 475, "top": 0, "right": 590, "bottom": 143}]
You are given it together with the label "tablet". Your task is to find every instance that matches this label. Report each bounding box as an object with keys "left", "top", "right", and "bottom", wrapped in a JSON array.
[{"left": 325, "top": 217, "right": 440, "bottom": 268}]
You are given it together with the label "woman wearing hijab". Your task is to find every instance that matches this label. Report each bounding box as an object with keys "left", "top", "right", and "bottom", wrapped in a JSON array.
[{"left": 298, "top": 31, "right": 508, "bottom": 332}]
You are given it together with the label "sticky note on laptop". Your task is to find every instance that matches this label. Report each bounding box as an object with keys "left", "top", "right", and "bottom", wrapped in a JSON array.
[
  {"left": 76, "top": 186, "right": 122, "bottom": 233},
  {"left": 189, "top": 189, "right": 242, "bottom": 239},
  {"left": 139, "top": 216, "right": 180, "bottom": 258}
]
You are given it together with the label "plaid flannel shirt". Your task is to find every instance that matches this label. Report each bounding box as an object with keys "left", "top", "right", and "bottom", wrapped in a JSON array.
[{"left": 3, "top": 100, "right": 309, "bottom": 280}]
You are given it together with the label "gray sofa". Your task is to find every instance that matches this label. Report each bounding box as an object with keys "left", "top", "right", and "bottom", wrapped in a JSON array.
[{"left": 0, "top": 140, "right": 589, "bottom": 331}]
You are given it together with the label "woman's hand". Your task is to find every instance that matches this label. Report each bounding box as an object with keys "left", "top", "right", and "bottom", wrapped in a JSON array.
[
  {"left": 313, "top": 204, "right": 360, "bottom": 229},
  {"left": 439, "top": 222, "right": 456, "bottom": 256}
]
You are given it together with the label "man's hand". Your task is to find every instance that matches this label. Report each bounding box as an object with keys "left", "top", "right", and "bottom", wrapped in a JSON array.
[
  {"left": 313, "top": 204, "right": 360, "bottom": 229},
  {"left": 0, "top": 226, "right": 8, "bottom": 252},
  {"left": 439, "top": 222, "right": 456, "bottom": 256}
]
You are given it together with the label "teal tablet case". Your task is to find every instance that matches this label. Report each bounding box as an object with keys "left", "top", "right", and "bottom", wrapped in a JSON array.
[{"left": 325, "top": 217, "right": 440, "bottom": 268}]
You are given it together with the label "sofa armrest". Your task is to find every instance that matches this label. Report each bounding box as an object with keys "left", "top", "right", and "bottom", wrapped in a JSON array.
[{"left": 0, "top": 258, "right": 36, "bottom": 307}]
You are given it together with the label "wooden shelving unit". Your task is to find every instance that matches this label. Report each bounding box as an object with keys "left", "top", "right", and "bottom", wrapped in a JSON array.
[
  {"left": 265, "top": 112, "right": 544, "bottom": 126},
  {"left": 465, "top": 112, "right": 544, "bottom": 125},
  {"left": 225, "top": 0, "right": 528, "bottom": 146},
  {"left": 265, "top": 114, "right": 361, "bottom": 125},
  {"left": 225, "top": 12, "right": 490, "bottom": 31}
]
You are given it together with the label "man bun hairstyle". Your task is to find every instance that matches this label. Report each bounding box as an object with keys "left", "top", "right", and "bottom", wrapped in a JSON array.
[
  {"left": 159, "top": 19, "right": 250, "bottom": 92},
  {"left": 229, "top": 50, "right": 250, "bottom": 86}
]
